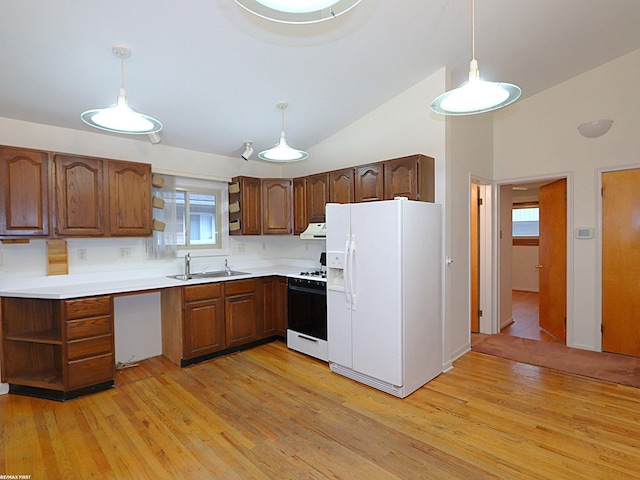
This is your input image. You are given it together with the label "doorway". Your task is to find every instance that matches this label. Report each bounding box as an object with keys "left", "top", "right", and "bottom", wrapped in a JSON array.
[{"left": 496, "top": 178, "right": 567, "bottom": 344}]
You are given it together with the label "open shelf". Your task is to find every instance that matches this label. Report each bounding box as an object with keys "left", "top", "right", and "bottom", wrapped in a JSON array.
[
  {"left": 5, "top": 370, "right": 64, "bottom": 391},
  {"left": 5, "top": 329, "right": 63, "bottom": 345}
]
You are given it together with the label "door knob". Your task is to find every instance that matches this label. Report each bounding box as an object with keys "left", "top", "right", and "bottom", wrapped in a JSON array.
[{"left": 535, "top": 264, "right": 545, "bottom": 269}]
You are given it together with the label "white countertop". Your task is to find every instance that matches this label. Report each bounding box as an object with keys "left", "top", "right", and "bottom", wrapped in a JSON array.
[{"left": 0, "top": 264, "right": 307, "bottom": 300}]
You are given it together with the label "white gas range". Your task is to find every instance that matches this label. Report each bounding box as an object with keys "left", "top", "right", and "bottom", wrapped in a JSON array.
[{"left": 285, "top": 258, "right": 328, "bottom": 361}]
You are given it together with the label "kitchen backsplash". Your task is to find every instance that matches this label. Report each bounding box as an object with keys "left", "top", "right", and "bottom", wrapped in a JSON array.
[{"left": 0, "top": 235, "right": 326, "bottom": 281}]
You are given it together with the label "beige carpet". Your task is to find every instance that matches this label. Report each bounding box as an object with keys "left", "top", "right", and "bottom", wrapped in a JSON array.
[{"left": 472, "top": 333, "right": 640, "bottom": 389}]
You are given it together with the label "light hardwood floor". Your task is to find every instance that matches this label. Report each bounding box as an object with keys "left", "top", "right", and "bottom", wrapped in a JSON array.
[
  {"left": 503, "top": 290, "right": 561, "bottom": 343},
  {"left": 2, "top": 340, "right": 640, "bottom": 479}
]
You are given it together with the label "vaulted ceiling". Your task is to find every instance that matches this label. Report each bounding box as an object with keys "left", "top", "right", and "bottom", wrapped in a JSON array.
[{"left": 1, "top": 1, "right": 639, "bottom": 158}]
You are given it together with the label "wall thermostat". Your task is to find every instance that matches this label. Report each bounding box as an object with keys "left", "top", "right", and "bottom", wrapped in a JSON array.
[{"left": 575, "top": 228, "right": 594, "bottom": 239}]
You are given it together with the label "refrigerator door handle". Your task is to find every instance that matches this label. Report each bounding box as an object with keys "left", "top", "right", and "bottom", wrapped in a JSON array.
[
  {"left": 349, "top": 234, "right": 356, "bottom": 310},
  {"left": 344, "top": 235, "right": 351, "bottom": 309}
]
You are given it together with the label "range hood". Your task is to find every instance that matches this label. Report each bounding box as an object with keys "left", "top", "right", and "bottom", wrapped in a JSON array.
[{"left": 300, "top": 223, "right": 326, "bottom": 240}]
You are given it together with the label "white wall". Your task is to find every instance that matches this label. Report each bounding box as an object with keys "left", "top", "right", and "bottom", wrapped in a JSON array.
[
  {"left": 512, "top": 245, "right": 539, "bottom": 292},
  {"left": 283, "top": 69, "right": 494, "bottom": 367},
  {"left": 494, "top": 47, "right": 640, "bottom": 351},
  {"left": 499, "top": 185, "right": 513, "bottom": 328}
]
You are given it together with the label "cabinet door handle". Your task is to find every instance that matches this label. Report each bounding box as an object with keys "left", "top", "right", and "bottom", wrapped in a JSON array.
[{"left": 535, "top": 264, "right": 545, "bottom": 269}]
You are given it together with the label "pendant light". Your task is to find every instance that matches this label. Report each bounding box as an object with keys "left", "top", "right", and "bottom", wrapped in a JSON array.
[
  {"left": 258, "top": 103, "right": 308, "bottom": 162},
  {"left": 81, "top": 45, "right": 163, "bottom": 134},
  {"left": 431, "top": 0, "right": 521, "bottom": 116},
  {"left": 234, "top": 0, "right": 360, "bottom": 24}
]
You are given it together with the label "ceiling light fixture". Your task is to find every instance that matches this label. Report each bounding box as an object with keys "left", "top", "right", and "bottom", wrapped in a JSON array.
[
  {"left": 577, "top": 119, "right": 613, "bottom": 138},
  {"left": 431, "top": 0, "right": 521, "bottom": 116},
  {"left": 258, "top": 103, "right": 308, "bottom": 162},
  {"left": 234, "top": 0, "right": 360, "bottom": 24},
  {"left": 81, "top": 45, "right": 163, "bottom": 135},
  {"left": 242, "top": 141, "right": 254, "bottom": 161}
]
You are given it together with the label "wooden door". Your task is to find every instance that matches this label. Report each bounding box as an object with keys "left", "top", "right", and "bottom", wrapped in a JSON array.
[
  {"left": 0, "top": 147, "right": 49, "bottom": 237},
  {"left": 108, "top": 160, "right": 152, "bottom": 236},
  {"left": 258, "top": 277, "right": 276, "bottom": 339},
  {"left": 275, "top": 276, "right": 287, "bottom": 336},
  {"left": 355, "top": 164, "right": 384, "bottom": 202},
  {"left": 225, "top": 279, "right": 257, "bottom": 347},
  {"left": 602, "top": 169, "right": 640, "bottom": 356},
  {"left": 241, "top": 176, "right": 262, "bottom": 235},
  {"left": 184, "top": 299, "right": 225, "bottom": 357},
  {"left": 329, "top": 168, "right": 355, "bottom": 204},
  {"left": 262, "top": 179, "right": 292, "bottom": 234},
  {"left": 470, "top": 184, "right": 480, "bottom": 332},
  {"left": 55, "top": 154, "right": 106, "bottom": 236},
  {"left": 307, "top": 173, "right": 329, "bottom": 223},
  {"left": 384, "top": 155, "right": 419, "bottom": 200},
  {"left": 293, "top": 177, "right": 308, "bottom": 234},
  {"left": 538, "top": 179, "right": 567, "bottom": 342}
]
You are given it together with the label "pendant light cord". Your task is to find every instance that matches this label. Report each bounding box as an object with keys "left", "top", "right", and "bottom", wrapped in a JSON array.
[
  {"left": 120, "top": 56, "right": 126, "bottom": 89},
  {"left": 471, "top": 0, "right": 476, "bottom": 61}
]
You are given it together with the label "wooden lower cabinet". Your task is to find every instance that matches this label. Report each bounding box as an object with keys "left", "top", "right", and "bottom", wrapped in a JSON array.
[
  {"left": 161, "top": 276, "right": 287, "bottom": 367},
  {"left": 184, "top": 283, "right": 225, "bottom": 358},
  {"left": 257, "top": 276, "right": 287, "bottom": 338},
  {"left": 0, "top": 295, "right": 115, "bottom": 401},
  {"left": 225, "top": 279, "right": 258, "bottom": 347}
]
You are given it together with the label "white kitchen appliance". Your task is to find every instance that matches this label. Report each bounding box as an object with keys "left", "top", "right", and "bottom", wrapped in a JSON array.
[{"left": 326, "top": 198, "right": 442, "bottom": 398}]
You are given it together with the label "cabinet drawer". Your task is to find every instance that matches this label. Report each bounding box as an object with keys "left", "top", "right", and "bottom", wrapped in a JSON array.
[
  {"left": 67, "top": 353, "right": 114, "bottom": 389},
  {"left": 66, "top": 315, "right": 112, "bottom": 340},
  {"left": 65, "top": 296, "right": 112, "bottom": 320},
  {"left": 67, "top": 335, "right": 113, "bottom": 360},
  {"left": 184, "top": 283, "right": 222, "bottom": 303},
  {"left": 225, "top": 278, "right": 257, "bottom": 296}
]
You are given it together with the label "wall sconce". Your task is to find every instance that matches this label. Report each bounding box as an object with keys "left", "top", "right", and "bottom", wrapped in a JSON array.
[{"left": 577, "top": 119, "right": 613, "bottom": 138}]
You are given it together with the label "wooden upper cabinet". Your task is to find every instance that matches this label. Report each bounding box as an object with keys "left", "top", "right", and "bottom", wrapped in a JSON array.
[
  {"left": 55, "top": 154, "right": 105, "bottom": 236},
  {"left": 55, "top": 155, "right": 152, "bottom": 237},
  {"left": 230, "top": 176, "right": 262, "bottom": 235},
  {"left": 108, "top": 160, "right": 152, "bottom": 236},
  {"left": 384, "top": 154, "right": 434, "bottom": 202},
  {"left": 355, "top": 164, "right": 384, "bottom": 202},
  {"left": 0, "top": 146, "right": 49, "bottom": 237},
  {"left": 329, "top": 168, "right": 355, "bottom": 204},
  {"left": 293, "top": 177, "right": 308, "bottom": 235},
  {"left": 307, "top": 173, "right": 329, "bottom": 223},
  {"left": 262, "top": 178, "right": 293, "bottom": 235}
]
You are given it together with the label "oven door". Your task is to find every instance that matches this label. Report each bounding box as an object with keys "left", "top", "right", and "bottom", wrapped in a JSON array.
[{"left": 287, "top": 281, "right": 328, "bottom": 361}]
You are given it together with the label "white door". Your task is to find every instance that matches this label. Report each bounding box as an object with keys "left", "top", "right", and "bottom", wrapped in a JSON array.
[
  {"left": 326, "top": 203, "right": 353, "bottom": 368},
  {"left": 350, "top": 201, "right": 403, "bottom": 385}
]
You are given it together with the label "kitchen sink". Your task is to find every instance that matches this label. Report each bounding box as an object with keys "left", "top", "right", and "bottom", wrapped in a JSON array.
[{"left": 168, "top": 271, "right": 249, "bottom": 281}]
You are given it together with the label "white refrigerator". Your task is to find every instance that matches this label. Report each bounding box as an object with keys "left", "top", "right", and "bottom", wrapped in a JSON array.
[{"left": 326, "top": 198, "right": 442, "bottom": 398}]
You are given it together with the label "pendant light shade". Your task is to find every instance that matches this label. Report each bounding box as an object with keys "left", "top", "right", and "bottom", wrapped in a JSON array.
[
  {"left": 431, "top": 0, "right": 521, "bottom": 116},
  {"left": 81, "top": 45, "right": 163, "bottom": 135},
  {"left": 234, "top": 0, "right": 360, "bottom": 24},
  {"left": 258, "top": 103, "right": 308, "bottom": 162}
]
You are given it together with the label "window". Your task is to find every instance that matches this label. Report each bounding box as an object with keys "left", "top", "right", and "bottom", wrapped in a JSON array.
[
  {"left": 512, "top": 203, "right": 539, "bottom": 246},
  {"left": 512, "top": 207, "right": 539, "bottom": 237},
  {"left": 176, "top": 187, "right": 224, "bottom": 249}
]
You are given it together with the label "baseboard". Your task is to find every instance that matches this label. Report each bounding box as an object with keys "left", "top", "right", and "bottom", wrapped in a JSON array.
[
  {"left": 443, "top": 342, "right": 471, "bottom": 372},
  {"left": 501, "top": 317, "right": 514, "bottom": 329}
]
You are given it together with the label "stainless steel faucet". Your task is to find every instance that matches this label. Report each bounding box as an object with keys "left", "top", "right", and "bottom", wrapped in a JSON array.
[
  {"left": 184, "top": 253, "right": 191, "bottom": 277},
  {"left": 224, "top": 259, "right": 231, "bottom": 274}
]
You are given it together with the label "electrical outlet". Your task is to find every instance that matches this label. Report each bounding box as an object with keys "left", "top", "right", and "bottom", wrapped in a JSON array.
[
  {"left": 77, "top": 249, "right": 87, "bottom": 261},
  {"left": 0, "top": 251, "right": 3, "bottom": 266},
  {"left": 119, "top": 247, "right": 131, "bottom": 259},
  {"left": 237, "top": 243, "right": 245, "bottom": 253}
]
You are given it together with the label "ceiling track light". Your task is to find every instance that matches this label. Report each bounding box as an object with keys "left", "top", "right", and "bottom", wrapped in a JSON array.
[
  {"left": 81, "top": 45, "right": 163, "bottom": 135},
  {"left": 242, "top": 141, "right": 254, "bottom": 161},
  {"left": 234, "top": 0, "right": 361, "bottom": 24},
  {"left": 431, "top": 0, "right": 521, "bottom": 116},
  {"left": 258, "top": 103, "right": 308, "bottom": 163}
]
